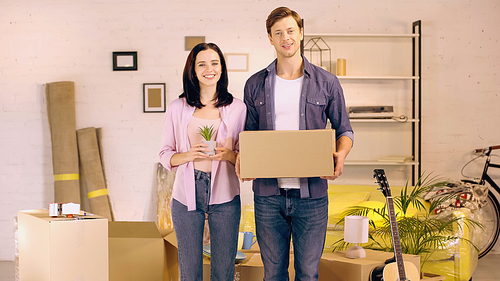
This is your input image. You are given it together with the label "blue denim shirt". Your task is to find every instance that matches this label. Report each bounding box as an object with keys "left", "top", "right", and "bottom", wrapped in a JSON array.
[{"left": 243, "top": 56, "right": 354, "bottom": 199}]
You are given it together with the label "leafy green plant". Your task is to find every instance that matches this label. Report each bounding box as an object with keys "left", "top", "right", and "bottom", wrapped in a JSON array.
[
  {"left": 332, "top": 173, "right": 483, "bottom": 269},
  {"left": 198, "top": 125, "right": 215, "bottom": 141}
]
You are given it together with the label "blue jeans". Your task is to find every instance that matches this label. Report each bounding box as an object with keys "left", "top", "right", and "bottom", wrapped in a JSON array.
[
  {"left": 172, "top": 169, "right": 241, "bottom": 281},
  {"left": 254, "top": 189, "right": 328, "bottom": 281}
]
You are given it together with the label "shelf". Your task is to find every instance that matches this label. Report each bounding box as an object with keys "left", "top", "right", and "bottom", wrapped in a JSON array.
[
  {"left": 338, "top": 76, "right": 419, "bottom": 80},
  {"left": 349, "top": 119, "right": 419, "bottom": 123},
  {"left": 304, "top": 20, "right": 422, "bottom": 185},
  {"left": 305, "top": 33, "right": 419, "bottom": 38},
  {"left": 345, "top": 161, "right": 419, "bottom": 166}
]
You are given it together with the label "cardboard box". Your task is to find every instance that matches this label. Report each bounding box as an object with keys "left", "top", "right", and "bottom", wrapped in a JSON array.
[
  {"left": 319, "top": 249, "right": 420, "bottom": 281},
  {"left": 109, "top": 221, "right": 164, "bottom": 281},
  {"left": 203, "top": 252, "right": 295, "bottom": 281},
  {"left": 108, "top": 222, "right": 179, "bottom": 281},
  {"left": 160, "top": 229, "right": 179, "bottom": 281},
  {"left": 18, "top": 209, "right": 108, "bottom": 281},
  {"left": 239, "top": 129, "right": 335, "bottom": 178}
]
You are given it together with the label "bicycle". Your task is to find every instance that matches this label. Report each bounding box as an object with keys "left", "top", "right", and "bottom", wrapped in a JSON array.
[{"left": 461, "top": 145, "right": 500, "bottom": 259}]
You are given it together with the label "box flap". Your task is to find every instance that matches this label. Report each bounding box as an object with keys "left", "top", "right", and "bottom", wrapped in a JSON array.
[
  {"left": 109, "top": 221, "right": 161, "bottom": 238},
  {"left": 158, "top": 228, "right": 174, "bottom": 237},
  {"left": 241, "top": 253, "right": 262, "bottom": 267},
  {"left": 162, "top": 229, "right": 178, "bottom": 248}
]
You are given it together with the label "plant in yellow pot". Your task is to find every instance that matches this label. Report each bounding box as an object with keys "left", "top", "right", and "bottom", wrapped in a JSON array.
[{"left": 199, "top": 124, "right": 216, "bottom": 156}]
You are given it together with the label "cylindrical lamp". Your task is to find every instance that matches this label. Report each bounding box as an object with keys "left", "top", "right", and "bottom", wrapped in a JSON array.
[{"left": 344, "top": 215, "right": 369, "bottom": 259}]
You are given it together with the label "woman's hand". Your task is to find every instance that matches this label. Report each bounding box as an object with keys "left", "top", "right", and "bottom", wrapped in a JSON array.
[
  {"left": 169, "top": 143, "right": 209, "bottom": 167},
  {"left": 209, "top": 147, "right": 237, "bottom": 164}
]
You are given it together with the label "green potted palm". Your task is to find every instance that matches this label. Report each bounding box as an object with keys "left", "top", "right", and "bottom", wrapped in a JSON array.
[
  {"left": 199, "top": 124, "right": 216, "bottom": 156},
  {"left": 331, "top": 173, "right": 483, "bottom": 275}
]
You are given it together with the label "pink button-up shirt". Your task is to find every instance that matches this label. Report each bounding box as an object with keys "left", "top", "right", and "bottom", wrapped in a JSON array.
[{"left": 159, "top": 97, "right": 247, "bottom": 211}]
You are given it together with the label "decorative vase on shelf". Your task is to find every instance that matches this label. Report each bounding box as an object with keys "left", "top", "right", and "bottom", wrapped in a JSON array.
[{"left": 199, "top": 124, "right": 216, "bottom": 156}]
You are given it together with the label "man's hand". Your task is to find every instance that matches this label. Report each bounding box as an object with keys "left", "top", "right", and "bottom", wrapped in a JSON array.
[
  {"left": 235, "top": 153, "right": 256, "bottom": 182},
  {"left": 320, "top": 136, "right": 352, "bottom": 181},
  {"left": 320, "top": 151, "right": 345, "bottom": 181}
]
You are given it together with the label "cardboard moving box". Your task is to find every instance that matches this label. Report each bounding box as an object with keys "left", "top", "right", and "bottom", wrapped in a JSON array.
[
  {"left": 108, "top": 222, "right": 179, "bottom": 281},
  {"left": 319, "top": 249, "right": 420, "bottom": 281},
  {"left": 109, "top": 221, "right": 164, "bottom": 281},
  {"left": 202, "top": 252, "right": 295, "bottom": 281},
  {"left": 18, "top": 209, "right": 108, "bottom": 281},
  {"left": 239, "top": 129, "right": 335, "bottom": 179}
]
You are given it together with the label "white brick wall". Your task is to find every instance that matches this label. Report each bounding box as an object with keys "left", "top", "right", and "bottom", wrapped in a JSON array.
[{"left": 1, "top": 0, "right": 499, "bottom": 260}]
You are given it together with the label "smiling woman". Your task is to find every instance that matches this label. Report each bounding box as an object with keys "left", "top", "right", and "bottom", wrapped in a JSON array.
[
  {"left": 158, "top": 42, "right": 247, "bottom": 281},
  {"left": 194, "top": 48, "right": 222, "bottom": 91}
]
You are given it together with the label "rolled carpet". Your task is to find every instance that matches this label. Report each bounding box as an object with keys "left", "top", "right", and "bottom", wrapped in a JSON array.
[
  {"left": 77, "top": 127, "right": 113, "bottom": 220},
  {"left": 45, "top": 81, "right": 80, "bottom": 203}
]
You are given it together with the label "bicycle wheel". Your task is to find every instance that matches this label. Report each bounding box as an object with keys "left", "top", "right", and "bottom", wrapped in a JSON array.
[{"left": 477, "top": 190, "right": 500, "bottom": 259}]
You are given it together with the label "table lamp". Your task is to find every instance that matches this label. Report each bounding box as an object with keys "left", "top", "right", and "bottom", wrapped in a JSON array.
[{"left": 344, "top": 215, "right": 369, "bottom": 259}]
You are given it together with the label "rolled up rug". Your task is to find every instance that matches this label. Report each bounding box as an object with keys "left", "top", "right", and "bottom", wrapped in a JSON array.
[
  {"left": 45, "top": 81, "right": 80, "bottom": 203},
  {"left": 77, "top": 127, "right": 113, "bottom": 220}
]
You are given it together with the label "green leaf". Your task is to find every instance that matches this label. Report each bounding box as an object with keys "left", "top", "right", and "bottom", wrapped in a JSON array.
[{"left": 198, "top": 124, "right": 215, "bottom": 141}]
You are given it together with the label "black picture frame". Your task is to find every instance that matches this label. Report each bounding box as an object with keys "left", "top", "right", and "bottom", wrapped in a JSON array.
[
  {"left": 113, "top": 51, "right": 138, "bottom": 71},
  {"left": 143, "top": 83, "right": 166, "bottom": 113}
]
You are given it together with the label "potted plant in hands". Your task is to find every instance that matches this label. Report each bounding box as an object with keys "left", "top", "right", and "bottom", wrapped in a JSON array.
[{"left": 199, "top": 124, "right": 216, "bottom": 156}]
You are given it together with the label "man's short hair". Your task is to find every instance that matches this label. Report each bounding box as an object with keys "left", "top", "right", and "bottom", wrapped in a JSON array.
[{"left": 266, "top": 7, "right": 303, "bottom": 35}]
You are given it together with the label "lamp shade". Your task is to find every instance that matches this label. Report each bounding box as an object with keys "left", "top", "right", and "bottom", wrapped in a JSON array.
[{"left": 344, "top": 216, "right": 369, "bottom": 244}]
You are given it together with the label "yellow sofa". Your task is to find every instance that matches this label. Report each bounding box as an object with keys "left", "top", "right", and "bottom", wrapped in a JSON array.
[
  {"left": 326, "top": 184, "right": 478, "bottom": 281},
  {"left": 240, "top": 184, "right": 479, "bottom": 281}
]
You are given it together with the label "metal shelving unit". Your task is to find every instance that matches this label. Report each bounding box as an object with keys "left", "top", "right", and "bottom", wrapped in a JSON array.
[{"left": 303, "top": 21, "right": 422, "bottom": 185}]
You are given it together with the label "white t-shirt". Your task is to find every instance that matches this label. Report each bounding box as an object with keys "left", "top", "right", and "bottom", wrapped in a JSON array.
[{"left": 274, "top": 75, "right": 303, "bottom": 189}]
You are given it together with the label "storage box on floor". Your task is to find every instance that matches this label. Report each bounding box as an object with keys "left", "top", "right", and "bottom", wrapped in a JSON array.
[
  {"left": 202, "top": 249, "right": 295, "bottom": 281},
  {"left": 108, "top": 221, "right": 164, "bottom": 281},
  {"left": 319, "top": 249, "right": 420, "bottom": 281},
  {"left": 239, "top": 129, "right": 335, "bottom": 178},
  {"left": 17, "top": 209, "right": 108, "bottom": 281},
  {"left": 108, "top": 222, "right": 179, "bottom": 281}
]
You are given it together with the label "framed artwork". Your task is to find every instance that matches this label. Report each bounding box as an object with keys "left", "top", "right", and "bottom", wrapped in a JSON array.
[
  {"left": 185, "top": 36, "right": 205, "bottom": 51},
  {"left": 143, "top": 83, "right": 166, "bottom": 113},
  {"left": 113, "top": 51, "right": 138, "bottom": 71},
  {"left": 225, "top": 53, "right": 249, "bottom": 72}
]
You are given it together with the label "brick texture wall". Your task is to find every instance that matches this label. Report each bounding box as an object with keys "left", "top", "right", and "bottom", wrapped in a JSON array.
[{"left": 1, "top": 0, "right": 499, "bottom": 260}]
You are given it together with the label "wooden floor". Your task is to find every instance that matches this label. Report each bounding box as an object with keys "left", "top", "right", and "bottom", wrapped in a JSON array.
[{"left": 1, "top": 254, "right": 499, "bottom": 280}]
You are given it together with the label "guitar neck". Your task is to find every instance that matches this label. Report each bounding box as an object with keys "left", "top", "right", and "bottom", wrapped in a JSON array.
[{"left": 386, "top": 196, "right": 407, "bottom": 280}]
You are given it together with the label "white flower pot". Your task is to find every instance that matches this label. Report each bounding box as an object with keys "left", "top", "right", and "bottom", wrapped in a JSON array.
[{"left": 202, "top": 140, "right": 216, "bottom": 156}]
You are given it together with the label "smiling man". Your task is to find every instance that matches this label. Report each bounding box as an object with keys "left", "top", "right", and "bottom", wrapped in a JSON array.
[{"left": 241, "top": 6, "right": 354, "bottom": 281}]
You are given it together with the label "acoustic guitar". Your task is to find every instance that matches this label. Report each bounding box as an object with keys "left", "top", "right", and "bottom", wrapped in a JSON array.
[{"left": 370, "top": 169, "right": 420, "bottom": 281}]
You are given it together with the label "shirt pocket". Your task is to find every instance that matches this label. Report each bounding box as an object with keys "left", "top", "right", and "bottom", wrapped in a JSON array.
[
  {"left": 306, "top": 95, "right": 327, "bottom": 107},
  {"left": 305, "top": 95, "right": 327, "bottom": 126}
]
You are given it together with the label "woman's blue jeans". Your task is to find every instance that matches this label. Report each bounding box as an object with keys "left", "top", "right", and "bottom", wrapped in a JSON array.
[
  {"left": 172, "top": 169, "right": 241, "bottom": 281},
  {"left": 254, "top": 189, "right": 328, "bottom": 281}
]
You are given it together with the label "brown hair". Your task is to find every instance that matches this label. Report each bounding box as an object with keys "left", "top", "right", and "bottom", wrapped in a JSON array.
[
  {"left": 265, "top": 7, "right": 302, "bottom": 35},
  {"left": 179, "top": 43, "right": 233, "bottom": 108}
]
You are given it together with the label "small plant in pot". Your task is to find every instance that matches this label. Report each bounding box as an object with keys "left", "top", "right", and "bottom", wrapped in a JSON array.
[{"left": 199, "top": 124, "right": 216, "bottom": 156}]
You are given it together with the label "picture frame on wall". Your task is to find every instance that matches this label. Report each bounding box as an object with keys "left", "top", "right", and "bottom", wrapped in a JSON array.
[
  {"left": 143, "top": 83, "right": 166, "bottom": 113},
  {"left": 113, "top": 51, "right": 138, "bottom": 71},
  {"left": 225, "top": 53, "right": 249, "bottom": 72},
  {"left": 185, "top": 36, "right": 205, "bottom": 51}
]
